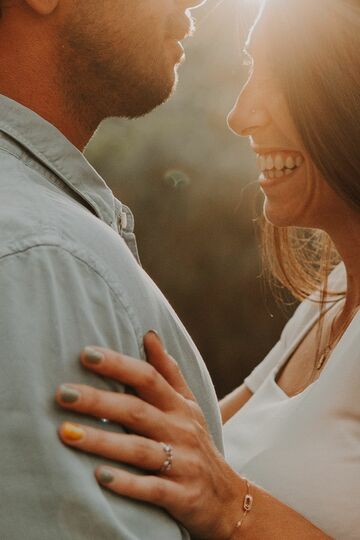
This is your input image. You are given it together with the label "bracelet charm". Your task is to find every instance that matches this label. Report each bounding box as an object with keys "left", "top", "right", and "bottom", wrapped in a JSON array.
[
  {"left": 244, "top": 493, "right": 253, "bottom": 512},
  {"left": 232, "top": 480, "right": 253, "bottom": 536}
]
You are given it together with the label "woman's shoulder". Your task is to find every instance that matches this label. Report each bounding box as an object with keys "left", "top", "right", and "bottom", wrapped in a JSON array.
[
  {"left": 244, "top": 264, "right": 348, "bottom": 394},
  {"left": 282, "top": 262, "right": 347, "bottom": 346}
]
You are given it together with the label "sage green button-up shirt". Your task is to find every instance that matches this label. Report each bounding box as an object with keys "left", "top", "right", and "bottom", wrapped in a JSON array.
[{"left": 0, "top": 95, "right": 223, "bottom": 539}]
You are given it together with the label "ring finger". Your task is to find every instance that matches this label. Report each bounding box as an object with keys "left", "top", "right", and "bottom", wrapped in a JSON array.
[
  {"left": 59, "top": 422, "right": 174, "bottom": 473},
  {"left": 56, "top": 384, "right": 167, "bottom": 439}
]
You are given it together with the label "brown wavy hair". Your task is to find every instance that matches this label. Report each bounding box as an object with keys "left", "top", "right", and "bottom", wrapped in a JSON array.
[{"left": 258, "top": 0, "right": 360, "bottom": 305}]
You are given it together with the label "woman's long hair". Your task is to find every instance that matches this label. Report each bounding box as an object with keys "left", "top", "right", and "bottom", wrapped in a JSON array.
[{"left": 259, "top": 0, "right": 360, "bottom": 303}]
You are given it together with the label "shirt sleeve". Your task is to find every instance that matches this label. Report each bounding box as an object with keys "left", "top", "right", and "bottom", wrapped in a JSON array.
[{"left": 0, "top": 244, "right": 188, "bottom": 540}]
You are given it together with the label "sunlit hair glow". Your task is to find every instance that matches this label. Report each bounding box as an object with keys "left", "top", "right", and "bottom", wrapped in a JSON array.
[{"left": 258, "top": 0, "right": 360, "bottom": 303}]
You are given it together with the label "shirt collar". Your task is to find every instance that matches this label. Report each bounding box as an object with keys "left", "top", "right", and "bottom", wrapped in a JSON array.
[{"left": 0, "top": 94, "right": 116, "bottom": 226}]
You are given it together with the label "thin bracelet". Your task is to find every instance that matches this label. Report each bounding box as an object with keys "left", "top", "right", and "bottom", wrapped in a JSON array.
[{"left": 232, "top": 480, "right": 253, "bottom": 537}]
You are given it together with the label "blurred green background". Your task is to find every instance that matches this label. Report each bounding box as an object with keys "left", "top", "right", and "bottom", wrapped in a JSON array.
[{"left": 85, "top": 0, "right": 292, "bottom": 398}]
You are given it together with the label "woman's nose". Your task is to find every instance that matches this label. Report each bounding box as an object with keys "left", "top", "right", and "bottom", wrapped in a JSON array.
[{"left": 227, "top": 85, "right": 271, "bottom": 137}]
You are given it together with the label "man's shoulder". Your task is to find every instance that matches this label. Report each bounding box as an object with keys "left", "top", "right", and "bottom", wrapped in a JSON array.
[
  {"left": 0, "top": 152, "right": 122, "bottom": 263},
  {"left": 0, "top": 149, "right": 223, "bottom": 453},
  {"left": 0, "top": 152, "right": 150, "bottom": 329}
]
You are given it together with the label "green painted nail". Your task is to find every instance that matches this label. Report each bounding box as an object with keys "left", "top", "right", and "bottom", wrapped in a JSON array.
[
  {"left": 60, "top": 385, "right": 81, "bottom": 403},
  {"left": 98, "top": 468, "right": 114, "bottom": 484},
  {"left": 84, "top": 347, "right": 104, "bottom": 365},
  {"left": 147, "top": 330, "right": 162, "bottom": 343}
]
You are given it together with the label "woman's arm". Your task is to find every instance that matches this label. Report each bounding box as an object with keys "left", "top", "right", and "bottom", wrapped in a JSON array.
[
  {"left": 240, "top": 485, "right": 331, "bottom": 539},
  {"left": 220, "top": 384, "right": 253, "bottom": 424},
  {"left": 55, "top": 334, "right": 331, "bottom": 540}
]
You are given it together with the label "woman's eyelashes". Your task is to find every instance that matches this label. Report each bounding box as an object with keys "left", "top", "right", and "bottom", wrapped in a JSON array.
[{"left": 241, "top": 55, "right": 275, "bottom": 86}]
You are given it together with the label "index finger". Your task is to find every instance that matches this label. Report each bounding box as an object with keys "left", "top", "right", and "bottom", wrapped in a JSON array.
[
  {"left": 144, "top": 332, "right": 195, "bottom": 402},
  {"left": 80, "top": 346, "right": 181, "bottom": 411}
]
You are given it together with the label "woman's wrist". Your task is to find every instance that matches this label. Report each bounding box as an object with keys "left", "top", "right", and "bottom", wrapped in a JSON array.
[
  {"left": 230, "top": 479, "right": 254, "bottom": 538},
  {"left": 208, "top": 472, "right": 252, "bottom": 540}
]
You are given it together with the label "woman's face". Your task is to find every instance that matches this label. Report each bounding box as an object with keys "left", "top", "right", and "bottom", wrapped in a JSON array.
[{"left": 227, "top": 15, "right": 344, "bottom": 230}]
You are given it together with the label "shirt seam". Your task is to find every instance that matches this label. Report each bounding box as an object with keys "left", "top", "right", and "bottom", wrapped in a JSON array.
[
  {"left": 0, "top": 123, "right": 113, "bottom": 224},
  {"left": 18, "top": 151, "right": 99, "bottom": 216},
  {"left": 0, "top": 144, "right": 24, "bottom": 161},
  {"left": 0, "top": 142, "right": 75, "bottom": 198},
  {"left": 0, "top": 240, "right": 144, "bottom": 355}
]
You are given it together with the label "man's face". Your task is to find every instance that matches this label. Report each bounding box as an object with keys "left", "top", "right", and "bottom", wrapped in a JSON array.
[{"left": 58, "top": 0, "right": 205, "bottom": 128}]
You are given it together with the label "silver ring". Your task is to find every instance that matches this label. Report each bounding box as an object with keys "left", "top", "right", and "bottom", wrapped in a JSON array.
[{"left": 159, "top": 442, "right": 173, "bottom": 474}]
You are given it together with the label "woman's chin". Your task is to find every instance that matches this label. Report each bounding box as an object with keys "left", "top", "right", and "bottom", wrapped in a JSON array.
[{"left": 263, "top": 200, "right": 303, "bottom": 228}]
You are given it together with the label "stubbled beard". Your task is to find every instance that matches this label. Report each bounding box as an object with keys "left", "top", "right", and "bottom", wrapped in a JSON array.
[{"left": 57, "top": 14, "right": 178, "bottom": 135}]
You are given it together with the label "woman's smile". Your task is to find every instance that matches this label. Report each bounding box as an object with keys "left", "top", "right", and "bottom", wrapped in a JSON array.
[{"left": 255, "top": 149, "right": 305, "bottom": 188}]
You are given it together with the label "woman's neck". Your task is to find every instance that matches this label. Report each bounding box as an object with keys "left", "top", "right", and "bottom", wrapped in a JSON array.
[{"left": 327, "top": 210, "right": 360, "bottom": 314}]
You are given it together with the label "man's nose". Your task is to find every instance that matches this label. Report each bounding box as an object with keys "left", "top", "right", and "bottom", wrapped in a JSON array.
[{"left": 227, "top": 84, "right": 270, "bottom": 137}]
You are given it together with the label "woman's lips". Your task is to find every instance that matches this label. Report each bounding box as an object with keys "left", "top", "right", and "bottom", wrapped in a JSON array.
[
  {"left": 259, "top": 163, "right": 305, "bottom": 191},
  {"left": 256, "top": 151, "right": 304, "bottom": 175},
  {"left": 254, "top": 150, "right": 303, "bottom": 183}
]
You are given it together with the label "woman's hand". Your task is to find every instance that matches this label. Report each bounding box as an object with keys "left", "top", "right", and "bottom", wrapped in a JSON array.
[{"left": 55, "top": 332, "right": 246, "bottom": 540}]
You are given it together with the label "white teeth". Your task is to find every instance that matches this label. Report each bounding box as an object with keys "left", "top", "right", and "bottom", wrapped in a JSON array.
[
  {"left": 256, "top": 152, "right": 304, "bottom": 178},
  {"left": 266, "top": 155, "right": 274, "bottom": 170},
  {"left": 274, "top": 155, "right": 284, "bottom": 170},
  {"left": 295, "top": 155, "right": 303, "bottom": 167},
  {"left": 256, "top": 151, "right": 304, "bottom": 183},
  {"left": 257, "top": 155, "right": 267, "bottom": 172},
  {"left": 285, "top": 156, "right": 295, "bottom": 169}
]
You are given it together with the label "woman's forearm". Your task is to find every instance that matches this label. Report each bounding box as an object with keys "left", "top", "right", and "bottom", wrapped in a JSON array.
[
  {"left": 220, "top": 384, "right": 253, "bottom": 424},
  {"left": 219, "top": 389, "right": 331, "bottom": 538},
  {"left": 232, "top": 478, "right": 332, "bottom": 539}
]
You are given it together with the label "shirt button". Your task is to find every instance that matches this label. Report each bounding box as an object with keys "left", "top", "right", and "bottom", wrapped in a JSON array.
[{"left": 117, "top": 211, "right": 128, "bottom": 233}]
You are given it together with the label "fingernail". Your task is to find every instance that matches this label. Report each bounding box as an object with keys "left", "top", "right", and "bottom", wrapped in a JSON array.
[
  {"left": 84, "top": 347, "right": 104, "bottom": 365},
  {"left": 146, "top": 330, "right": 162, "bottom": 343},
  {"left": 98, "top": 468, "right": 114, "bottom": 484},
  {"left": 60, "top": 385, "right": 81, "bottom": 403},
  {"left": 146, "top": 330, "right": 167, "bottom": 354},
  {"left": 62, "top": 422, "right": 85, "bottom": 441}
]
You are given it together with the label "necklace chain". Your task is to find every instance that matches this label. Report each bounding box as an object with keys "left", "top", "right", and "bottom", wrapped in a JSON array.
[
  {"left": 315, "top": 305, "right": 358, "bottom": 372},
  {"left": 315, "top": 315, "right": 338, "bottom": 371},
  {"left": 316, "top": 344, "right": 333, "bottom": 371}
]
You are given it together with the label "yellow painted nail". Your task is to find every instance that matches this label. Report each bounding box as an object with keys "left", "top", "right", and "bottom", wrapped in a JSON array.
[{"left": 62, "top": 422, "right": 85, "bottom": 442}]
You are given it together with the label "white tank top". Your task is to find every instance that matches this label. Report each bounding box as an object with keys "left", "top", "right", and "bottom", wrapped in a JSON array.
[{"left": 223, "top": 264, "right": 360, "bottom": 539}]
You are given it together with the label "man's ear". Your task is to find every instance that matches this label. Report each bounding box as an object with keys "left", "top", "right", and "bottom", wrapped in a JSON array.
[{"left": 24, "top": 0, "right": 60, "bottom": 16}]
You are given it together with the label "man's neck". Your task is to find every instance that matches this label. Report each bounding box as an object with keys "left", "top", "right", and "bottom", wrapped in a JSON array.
[
  {"left": 1, "top": 88, "right": 90, "bottom": 150},
  {"left": 0, "top": 11, "right": 91, "bottom": 150}
]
